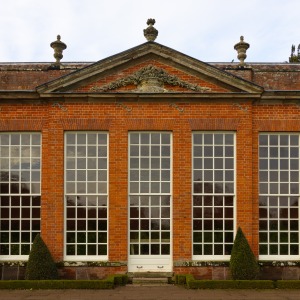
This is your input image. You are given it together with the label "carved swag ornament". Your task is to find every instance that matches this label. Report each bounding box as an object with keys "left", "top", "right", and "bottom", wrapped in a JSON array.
[{"left": 90, "top": 65, "right": 211, "bottom": 93}]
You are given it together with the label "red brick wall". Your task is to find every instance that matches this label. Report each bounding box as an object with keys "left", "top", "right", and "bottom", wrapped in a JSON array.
[{"left": 0, "top": 97, "right": 299, "bottom": 273}]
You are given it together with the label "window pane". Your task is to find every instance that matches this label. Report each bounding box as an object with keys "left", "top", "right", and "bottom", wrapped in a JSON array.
[
  {"left": 65, "top": 132, "right": 108, "bottom": 258},
  {"left": 193, "top": 132, "right": 235, "bottom": 258},
  {"left": 259, "top": 133, "right": 300, "bottom": 258},
  {"left": 0, "top": 133, "right": 41, "bottom": 257},
  {"left": 129, "top": 133, "right": 172, "bottom": 256}
]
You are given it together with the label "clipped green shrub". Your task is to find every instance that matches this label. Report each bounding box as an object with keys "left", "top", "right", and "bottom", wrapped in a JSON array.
[
  {"left": 62, "top": 280, "right": 113, "bottom": 289},
  {"left": 185, "top": 274, "right": 198, "bottom": 289},
  {"left": 175, "top": 274, "right": 187, "bottom": 285},
  {"left": 25, "top": 234, "right": 59, "bottom": 280},
  {"left": 276, "top": 280, "right": 300, "bottom": 289},
  {"left": 110, "top": 274, "right": 128, "bottom": 286},
  {"left": 230, "top": 227, "right": 260, "bottom": 280},
  {"left": 185, "top": 277, "right": 274, "bottom": 289},
  {"left": 0, "top": 279, "right": 113, "bottom": 290},
  {"left": 0, "top": 274, "right": 127, "bottom": 290}
]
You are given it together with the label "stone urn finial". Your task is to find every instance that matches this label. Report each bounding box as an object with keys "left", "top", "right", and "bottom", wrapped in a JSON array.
[
  {"left": 143, "top": 19, "right": 158, "bottom": 42},
  {"left": 50, "top": 35, "right": 67, "bottom": 68},
  {"left": 234, "top": 36, "right": 250, "bottom": 66}
]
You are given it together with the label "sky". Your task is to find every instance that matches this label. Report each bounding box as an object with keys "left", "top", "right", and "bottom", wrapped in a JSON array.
[{"left": 0, "top": 0, "right": 299, "bottom": 63}]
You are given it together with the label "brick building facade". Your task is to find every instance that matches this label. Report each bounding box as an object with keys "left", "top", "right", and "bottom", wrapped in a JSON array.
[{"left": 1, "top": 22, "right": 300, "bottom": 280}]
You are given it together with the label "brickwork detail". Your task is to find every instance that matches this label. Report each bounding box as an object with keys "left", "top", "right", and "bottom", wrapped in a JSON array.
[
  {"left": 0, "top": 99, "right": 298, "bottom": 267},
  {"left": 1, "top": 40, "right": 300, "bottom": 279},
  {"left": 0, "top": 119, "right": 44, "bottom": 131}
]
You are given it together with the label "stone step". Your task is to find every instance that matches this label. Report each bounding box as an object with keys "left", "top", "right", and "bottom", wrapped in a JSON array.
[
  {"left": 128, "top": 272, "right": 173, "bottom": 285},
  {"left": 132, "top": 277, "right": 169, "bottom": 285},
  {"left": 128, "top": 272, "right": 173, "bottom": 278}
]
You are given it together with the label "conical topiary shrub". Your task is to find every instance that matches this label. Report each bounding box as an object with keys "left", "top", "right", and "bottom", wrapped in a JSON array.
[
  {"left": 25, "top": 234, "right": 59, "bottom": 280},
  {"left": 230, "top": 227, "right": 260, "bottom": 280}
]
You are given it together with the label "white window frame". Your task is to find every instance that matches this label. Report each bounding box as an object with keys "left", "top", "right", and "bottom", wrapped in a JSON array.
[
  {"left": 128, "top": 132, "right": 173, "bottom": 258},
  {"left": 64, "top": 132, "right": 109, "bottom": 261},
  {"left": 259, "top": 132, "right": 300, "bottom": 260},
  {"left": 0, "top": 132, "right": 41, "bottom": 260},
  {"left": 192, "top": 131, "right": 236, "bottom": 261}
]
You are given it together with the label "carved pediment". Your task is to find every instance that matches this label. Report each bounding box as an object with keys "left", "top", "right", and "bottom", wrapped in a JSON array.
[
  {"left": 36, "top": 42, "right": 263, "bottom": 94},
  {"left": 90, "top": 65, "right": 211, "bottom": 93}
]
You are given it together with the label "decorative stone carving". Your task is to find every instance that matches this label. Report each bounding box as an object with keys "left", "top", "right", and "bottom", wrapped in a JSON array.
[
  {"left": 144, "top": 19, "right": 158, "bottom": 42},
  {"left": 50, "top": 35, "right": 67, "bottom": 69},
  {"left": 90, "top": 65, "right": 211, "bottom": 93},
  {"left": 234, "top": 36, "right": 250, "bottom": 66}
]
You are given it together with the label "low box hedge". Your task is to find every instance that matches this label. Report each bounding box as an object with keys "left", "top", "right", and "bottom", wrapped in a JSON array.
[
  {"left": 175, "top": 274, "right": 188, "bottom": 285},
  {"left": 187, "top": 279, "right": 275, "bottom": 289},
  {"left": 275, "top": 280, "right": 300, "bottom": 289},
  {"left": 178, "top": 274, "right": 276, "bottom": 289},
  {"left": 0, "top": 274, "right": 128, "bottom": 290},
  {"left": 107, "top": 274, "right": 128, "bottom": 286}
]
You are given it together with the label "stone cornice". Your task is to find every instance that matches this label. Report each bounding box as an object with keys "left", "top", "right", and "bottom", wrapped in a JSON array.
[
  {"left": 0, "top": 91, "right": 261, "bottom": 99},
  {"left": 36, "top": 42, "right": 264, "bottom": 94}
]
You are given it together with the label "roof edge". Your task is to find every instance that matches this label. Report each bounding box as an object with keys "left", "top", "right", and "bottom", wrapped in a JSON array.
[{"left": 36, "top": 42, "right": 264, "bottom": 94}]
